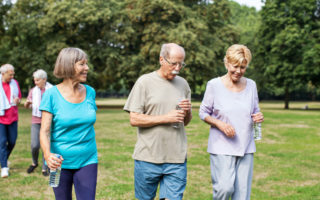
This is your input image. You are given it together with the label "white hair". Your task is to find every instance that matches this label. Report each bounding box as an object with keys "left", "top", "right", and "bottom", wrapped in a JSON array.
[
  {"left": 160, "top": 43, "right": 185, "bottom": 59},
  {"left": 33, "top": 69, "right": 47, "bottom": 79},
  {"left": 0, "top": 64, "right": 14, "bottom": 74}
]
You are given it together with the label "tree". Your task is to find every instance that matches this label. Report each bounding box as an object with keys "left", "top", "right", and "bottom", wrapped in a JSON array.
[
  {"left": 0, "top": 0, "right": 238, "bottom": 95},
  {"left": 255, "top": 0, "right": 320, "bottom": 109},
  {"left": 121, "top": 0, "right": 237, "bottom": 94}
]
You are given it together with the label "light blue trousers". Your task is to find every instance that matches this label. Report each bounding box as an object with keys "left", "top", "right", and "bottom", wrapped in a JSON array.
[{"left": 210, "top": 153, "right": 254, "bottom": 200}]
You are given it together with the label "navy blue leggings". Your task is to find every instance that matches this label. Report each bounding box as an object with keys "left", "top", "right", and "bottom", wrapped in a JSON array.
[
  {"left": 53, "top": 163, "right": 98, "bottom": 200},
  {"left": 0, "top": 121, "right": 18, "bottom": 168}
]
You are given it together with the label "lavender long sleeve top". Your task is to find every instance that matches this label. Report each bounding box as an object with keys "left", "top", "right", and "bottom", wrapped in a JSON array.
[{"left": 199, "top": 77, "right": 260, "bottom": 156}]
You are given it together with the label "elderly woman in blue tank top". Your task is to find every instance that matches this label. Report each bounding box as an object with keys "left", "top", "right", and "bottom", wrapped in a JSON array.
[
  {"left": 40, "top": 47, "right": 98, "bottom": 200},
  {"left": 199, "top": 44, "right": 264, "bottom": 200}
]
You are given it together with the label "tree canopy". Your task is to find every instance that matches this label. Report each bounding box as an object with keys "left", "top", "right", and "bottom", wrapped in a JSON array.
[
  {"left": 0, "top": 0, "right": 237, "bottom": 95},
  {"left": 0, "top": 0, "right": 319, "bottom": 106},
  {"left": 255, "top": 0, "right": 320, "bottom": 108}
]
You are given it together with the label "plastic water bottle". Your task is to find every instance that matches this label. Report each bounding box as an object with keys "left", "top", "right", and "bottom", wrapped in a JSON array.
[
  {"left": 253, "top": 123, "right": 262, "bottom": 140},
  {"left": 49, "top": 154, "right": 61, "bottom": 187},
  {"left": 172, "top": 105, "right": 181, "bottom": 128}
]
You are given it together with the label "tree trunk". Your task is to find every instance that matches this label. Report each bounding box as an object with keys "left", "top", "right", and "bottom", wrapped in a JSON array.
[{"left": 284, "top": 86, "right": 289, "bottom": 109}]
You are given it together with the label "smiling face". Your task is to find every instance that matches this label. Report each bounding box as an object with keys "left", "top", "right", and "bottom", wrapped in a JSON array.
[
  {"left": 34, "top": 78, "right": 46, "bottom": 89},
  {"left": 2, "top": 70, "right": 15, "bottom": 83},
  {"left": 73, "top": 59, "right": 89, "bottom": 82},
  {"left": 223, "top": 44, "right": 252, "bottom": 83},
  {"left": 225, "top": 62, "right": 247, "bottom": 83},
  {"left": 159, "top": 47, "right": 185, "bottom": 80}
]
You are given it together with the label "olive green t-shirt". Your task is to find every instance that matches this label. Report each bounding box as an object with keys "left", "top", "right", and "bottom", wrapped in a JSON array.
[{"left": 124, "top": 71, "right": 191, "bottom": 164}]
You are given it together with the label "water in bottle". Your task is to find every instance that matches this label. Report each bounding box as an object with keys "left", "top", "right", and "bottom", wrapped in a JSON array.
[
  {"left": 253, "top": 122, "right": 262, "bottom": 140},
  {"left": 172, "top": 105, "right": 181, "bottom": 128},
  {"left": 49, "top": 154, "right": 61, "bottom": 187}
]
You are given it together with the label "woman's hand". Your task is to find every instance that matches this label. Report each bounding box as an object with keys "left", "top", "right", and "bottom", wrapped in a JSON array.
[
  {"left": 251, "top": 112, "right": 264, "bottom": 123},
  {"left": 45, "top": 153, "right": 64, "bottom": 170},
  {"left": 24, "top": 99, "right": 32, "bottom": 108},
  {"left": 13, "top": 97, "right": 20, "bottom": 105},
  {"left": 216, "top": 120, "right": 236, "bottom": 138}
]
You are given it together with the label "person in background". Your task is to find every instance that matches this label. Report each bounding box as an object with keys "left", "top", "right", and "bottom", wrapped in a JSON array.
[
  {"left": 0, "top": 64, "right": 21, "bottom": 178},
  {"left": 40, "top": 47, "right": 98, "bottom": 200},
  {"left": 199, "top": 44, "right": 264, "bottom": 200},
  {"left": 124, "top": 43, "right": 192, "bottom": 200},
  {"left": 24, "top": 69, "right": 53, "bottom": 176}
]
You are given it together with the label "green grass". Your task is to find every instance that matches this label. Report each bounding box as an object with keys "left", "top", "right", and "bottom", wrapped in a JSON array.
[{"left": 0, "top": 101, "right": 319, "bottom": 200}]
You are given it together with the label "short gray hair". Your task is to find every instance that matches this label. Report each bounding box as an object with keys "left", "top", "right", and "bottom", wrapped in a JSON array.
[
  {"left": 160, "top": 43, "right": 185, "bottom": 59},
  {"left": 54, "top": 47, "right": 88, "bottom": 79},
  {"left": 0, "top": 64, "right": 14, "bottom": 74},
  {"left": 33, "top": 69, "right": 47, "bottom": 79}
]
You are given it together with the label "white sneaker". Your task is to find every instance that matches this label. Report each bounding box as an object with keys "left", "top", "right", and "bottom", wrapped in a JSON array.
[{"left": 1, "top": 167, "right": 9, "bottom": 178}]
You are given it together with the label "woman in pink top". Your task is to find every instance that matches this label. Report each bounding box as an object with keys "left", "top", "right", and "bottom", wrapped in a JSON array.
[
  {"left": 0, "top": 64, "right": 21, "bottom": 178},
  {"left": 199, "top": 45, "right": 264, "bottom": 200},
  {"left": 24, "top": 69, "right": 52, "bottom": 176}
]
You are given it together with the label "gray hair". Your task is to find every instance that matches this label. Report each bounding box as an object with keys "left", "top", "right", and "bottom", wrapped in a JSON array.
[
  {"left": 0, "top": 64, "right": 14, "bottom": 74},
  {"left": 33, "top": 69, "right": 47, "bottom": 79},
  {"left": 160, "top": 43, "right": 185, "bottom": 59},
  {"left": 54, "top": 47, "right": 88, "bottom": 79}
]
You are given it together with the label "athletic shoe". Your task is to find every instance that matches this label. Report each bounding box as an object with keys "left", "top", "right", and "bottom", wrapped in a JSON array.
[
  {"left": 1, "top": 167, "right": 9, "bottom": 178},
  {"left": 27, "top": 164, "right": 38, "bottom": 173},
  {"left": 42, "top": 169, "right": 49, "bottom": 176}
]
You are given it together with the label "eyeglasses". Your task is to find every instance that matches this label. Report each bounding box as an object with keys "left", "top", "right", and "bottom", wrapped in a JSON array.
[{"left": 163, "top": 57, "right": 186, "bottom": 69}]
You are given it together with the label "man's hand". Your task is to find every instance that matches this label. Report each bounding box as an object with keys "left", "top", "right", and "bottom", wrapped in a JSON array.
[
  {"left": 178, "top": 99, "right": 192, "bottom": 114},
  {"left": 166, "top": 109, "right": 186, "bottom": 123}
]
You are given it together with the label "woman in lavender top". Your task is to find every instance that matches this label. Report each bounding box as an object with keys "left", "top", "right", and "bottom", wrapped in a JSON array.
[{"left": 199, "top": 44, "right": 264, "bottom": 200}]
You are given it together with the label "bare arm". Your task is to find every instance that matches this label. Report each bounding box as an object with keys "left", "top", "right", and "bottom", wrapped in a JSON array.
[
  {"left": 40, "top": 111, "right": 63, "bottom": 169},
  {"left": 184, "top": 110, "right": 192, "bottom": 126},
  {"left": 204, "top": 116, "right": 235, "bottom": 138},
  {"left": 130, "top": 109, "right": 186, "bottom": 128}
]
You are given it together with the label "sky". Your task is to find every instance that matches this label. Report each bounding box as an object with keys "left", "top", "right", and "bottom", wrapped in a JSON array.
[{"left": 232, "top": 0, "right": 265, "bottom": 10}]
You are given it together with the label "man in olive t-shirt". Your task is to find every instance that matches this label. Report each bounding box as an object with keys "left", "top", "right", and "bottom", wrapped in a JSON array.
[{"left": 124, "top": 43, "right": 192, "bottom": 200}]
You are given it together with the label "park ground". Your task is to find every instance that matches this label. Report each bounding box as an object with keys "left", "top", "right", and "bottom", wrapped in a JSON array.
[{"left": 0, "top": 100, "right": 319, "bottom": 200}]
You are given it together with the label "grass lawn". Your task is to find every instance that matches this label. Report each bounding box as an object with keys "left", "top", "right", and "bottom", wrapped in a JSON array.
[{"left": 0, "top": 101, "right": 319, "bottom": 200}]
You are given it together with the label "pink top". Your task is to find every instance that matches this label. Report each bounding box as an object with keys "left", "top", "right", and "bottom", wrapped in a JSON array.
[
  {"left": 27, "top": 87, "right": 46, "bottom": 124},
  {"left": 0, "top": 80, "right": 22, "bottom": 125}
]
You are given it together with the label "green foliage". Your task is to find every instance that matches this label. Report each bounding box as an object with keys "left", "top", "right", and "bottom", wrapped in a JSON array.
[
  {"left": 255, "top": 0, "right": 320, "bottom": 108},
  {"left": 0, "top": 0, "right": 318, "bottom": 100},
  {"left": 0, "top": 0, "right": 236, "bottom": 95},
  {"left": 229, "top": 0, "right": 261, "bottom": 47},
  {"left": 118, "top": 0, "right": 237, "bottom": 94}
]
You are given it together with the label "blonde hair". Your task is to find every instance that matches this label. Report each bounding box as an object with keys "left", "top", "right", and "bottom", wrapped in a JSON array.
[
  {"left": 224, "top": 44, "right": 252, "bottom": 66},
  {"left": 53, "top": 47, "right": 87, "bottom": 79}
]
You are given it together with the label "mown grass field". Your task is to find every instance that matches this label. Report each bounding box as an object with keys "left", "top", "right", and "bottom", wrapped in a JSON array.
[{"left": 0, "top": 101, "right": 319, "bottom": 200}]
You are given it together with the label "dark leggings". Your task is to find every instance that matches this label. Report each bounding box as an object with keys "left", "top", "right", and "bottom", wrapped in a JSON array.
[{"left": 53, "top": 163, "right": 98, "bottom": 200}]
